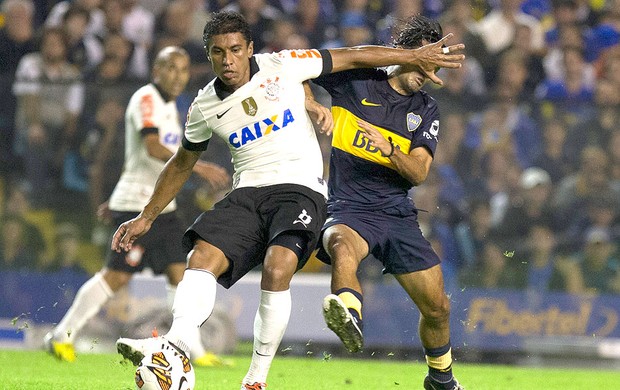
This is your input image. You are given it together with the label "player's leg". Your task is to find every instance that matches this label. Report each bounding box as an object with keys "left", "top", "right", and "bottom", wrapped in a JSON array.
[
  {"left": 164, "top": 261, "right": 232, "bottom": 367},
  {"left": 395, "top": 266, "right": 462, "bottom": 390},
  {"left": 45, "top": 268, "right": 130, "bottom": 361},
  {"left": 321, "top": 224, "right": 368, "bottom": 352},
  {"left": 241, "top": 239, "right": 299, "bottom": 388}
]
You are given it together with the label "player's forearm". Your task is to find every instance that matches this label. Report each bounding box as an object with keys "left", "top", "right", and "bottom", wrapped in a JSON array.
[
  {"left": 389, "top": 150, "right": 431, "bottom": 186},
  {"left": 140, "top": 148, "right": 199, "bottom": 221},
  {"left": 329, "top": 46, "right": 409, "bottom": 72}
]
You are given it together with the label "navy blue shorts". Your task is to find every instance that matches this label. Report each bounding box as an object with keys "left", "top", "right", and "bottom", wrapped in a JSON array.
[
  {"left": 316, "top": 203, "right": 440, "bottom": 274},
  {"left": 106, "top": 211, "right": 186, "bottom": 274},
  {"left": 183, "top": 184, "right": 327, "bottom": 288}
]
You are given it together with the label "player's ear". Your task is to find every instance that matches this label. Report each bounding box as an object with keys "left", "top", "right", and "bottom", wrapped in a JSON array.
[{"left": 247, "top": 41, "right": 254, "bottom": 57}]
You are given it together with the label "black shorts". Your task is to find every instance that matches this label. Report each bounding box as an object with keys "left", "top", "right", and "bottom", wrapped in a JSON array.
[
  {"left": 183, "top": 184, "right": 327, "bottom": 288},
  {"left": 316, "top": 202, "right": 440, "bottom": 274},
  {"left": 105, "top": 211, "right": 186, "bottom": 274}
]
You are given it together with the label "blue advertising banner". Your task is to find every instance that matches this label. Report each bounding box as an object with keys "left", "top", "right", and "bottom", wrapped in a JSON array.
[{"left": 363, "top": 286, "right": 620, "bottom": 351}]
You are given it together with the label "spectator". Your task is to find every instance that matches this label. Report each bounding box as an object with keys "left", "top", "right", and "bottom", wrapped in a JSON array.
[
  {"left": 152, "top": 0, "right": 212, "bottom": 91},
  {"left": 532, "top": 118, "right": 574, "bottom": 184},
  {"left": 553, "top": 145, "right": 617, "bottom": 227},
  {"left": 608, "top": 130, "right": 620, "bottom": 193},
  {"left": 291, "top": 0, "right": 337, "bottom": 49},
  {"left": 223, "top": 0, "right": 283, "bottom": 52},
  {"left": 555, "top": 227, "right": 620, "bottom": 294},
  {"left": 375, "top": 0, "right": 424, "bottom": 46},
  {"left": 523, "top": 224, "right": 562, "bottom": 292},
  {"left": 45, "top": 0, "right": 106, "bottom": 39},
  {"left": 475, "top": 0, "right": 545, "bottom": 84},
  {"left": 464, "top": 79, "right": 542, "bottom": 172},
  {"left": 120, "top": 0, "right": 156, "bottom": 51},
  {"left": 12, "top": 27, "right": 85, "bottom": 207},
  {"left": 0, "top": 213, "right": 44, "bottom": 271},
  {"left": 61, "top": 5, "right": 104, "bottom": 74},
  {"left": 565, "top": 77, "right": 620, "bottom": 160},
  {"left": 429, "top": 14, "right": 488, "bottom": 113},
  {"left": 535, "top": 45, "right": 595, "bottom": 124},
  {"left": 492, "top": 168, "right": 562, "bottom": 262},
  {"left": 0, "top": 0, "right": 36, "bottom": 177},
  {"left": 40, "top": 222, "right": 90, "bottom": 275},
  {"left": 322, "top": 11, "right": 374, "bottom": 49}
]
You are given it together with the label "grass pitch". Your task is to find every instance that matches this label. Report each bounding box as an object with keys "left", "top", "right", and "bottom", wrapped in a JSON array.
[{"left": 1, "top": 348, "right": 618, "bottom": 389}]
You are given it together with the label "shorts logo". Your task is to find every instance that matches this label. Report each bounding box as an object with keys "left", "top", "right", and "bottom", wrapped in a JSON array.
[
  {"left": 260, "top": 76, "right": 280, "bottom": 101},
  {"left": 293, "top": 209, "right": 312, "bottom": 228},
  {"left": 125, "top": 245, "right": 144, "bottom": 267},
  {"left": 407, "top": 113, "right": 422, "bottom": 132},
  {"left": 242, "top": 97, "right": 258, "bottom": 116}
]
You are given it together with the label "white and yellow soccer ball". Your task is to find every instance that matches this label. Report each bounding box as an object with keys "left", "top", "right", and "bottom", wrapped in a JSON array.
[{"left": 135, "top": 347, "right": 195, "bottom": 390}]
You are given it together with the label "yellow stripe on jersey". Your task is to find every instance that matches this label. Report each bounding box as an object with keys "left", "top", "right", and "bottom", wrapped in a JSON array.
[{"left": 331, "top": 106, "right": 412, "bottom": 169}]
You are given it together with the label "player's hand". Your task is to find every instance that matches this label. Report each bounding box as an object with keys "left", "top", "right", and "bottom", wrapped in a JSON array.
[
  {"left": 111, "top": 216, "right": 152, "bottom": 252},
  {"left": 194, "top": 161, "right": 231, "bottom": 191},
  {"left": 96, "top": 201, "right": 112, "bottom": 225},
  {"left": 305, "top": 97, "right": 334, "bottom": 135},
  {"left": 411, "top": 33, "right": 465, "bottom": 86},
  {"left": 357, "top": 120, "right": 393, "bottom": 157}
]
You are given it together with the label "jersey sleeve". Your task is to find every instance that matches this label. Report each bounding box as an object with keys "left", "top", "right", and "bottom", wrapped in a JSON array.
[
  {"left": 273, "top": 49, "right": 332, "bottom": 83},
  {"left": 182, "top": 100, "right": 212, "bottom": 151},
  {"left": 411, "top": 100, "right": 440, "bottom": 157},
  {"left": 129, "top": 90, "right": 158, "bottom": 135}
]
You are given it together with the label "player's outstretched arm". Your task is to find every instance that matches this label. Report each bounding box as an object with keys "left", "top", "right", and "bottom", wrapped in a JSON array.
[
  {"left": 327, "top": 34, "right": 465, "bottom": 85},
  {"left": 111, "top": 146, "right": 201, "bottom": 252}
]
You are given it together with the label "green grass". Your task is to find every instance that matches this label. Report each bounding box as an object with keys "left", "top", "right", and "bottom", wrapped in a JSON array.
[{"left": 1, "top": 348, "right": 618, "bottom": 389}]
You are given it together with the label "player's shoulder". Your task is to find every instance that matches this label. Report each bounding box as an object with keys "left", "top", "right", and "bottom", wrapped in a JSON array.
[
  {"left": 256, "top": 49, "right": 323, "bottom": 66},
  {"left": 130, "top": 83, "right": 158, "bottom": 99},
  {"left": 417, "top": 89, "right": 439, "bottom": 113}
]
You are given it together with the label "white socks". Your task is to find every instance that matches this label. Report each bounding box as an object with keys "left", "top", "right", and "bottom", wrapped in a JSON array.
[
  {"left": 166, "top": 284, "right": 207, "bottom": 358},
  {"left": 165, "top": 269, "right": 216, "bottom": 357},
  {"left": 52, "top": 272, "right": 113, "bottom": 343},
  {"left": 242, "top": 289, "right": 291, "bottom": 385}
]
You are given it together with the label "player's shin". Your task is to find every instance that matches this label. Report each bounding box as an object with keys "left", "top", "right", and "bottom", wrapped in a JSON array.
[
  {"left": 52, "top": 272, "right": 114, "bottom": 343},
  {"left": 165, "top": 269, "right": 217, "bottom": 356},
  {"left": 243, "top": 289, "right": 291, "bottom": 385}
]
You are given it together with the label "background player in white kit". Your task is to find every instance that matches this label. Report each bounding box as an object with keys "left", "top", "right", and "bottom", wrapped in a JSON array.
[
  {"left": 112, "top": 11, "right": 464, "bottom": 390},
  {"left": 44, "top": 46, "right": 231, "bottom": 366}
]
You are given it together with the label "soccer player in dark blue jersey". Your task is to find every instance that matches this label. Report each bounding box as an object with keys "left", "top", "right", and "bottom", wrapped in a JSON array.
[{"left": 313, "top": 15, "right": 464, "bottom": 390}]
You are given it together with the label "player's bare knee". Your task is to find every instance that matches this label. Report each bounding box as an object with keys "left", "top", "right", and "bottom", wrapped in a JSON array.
[
  {"left": 421, "top": 296, "right": 451, "bottom": 324},
  {"left": 187, "top": 241, "right": 229, "bottom": 276}
]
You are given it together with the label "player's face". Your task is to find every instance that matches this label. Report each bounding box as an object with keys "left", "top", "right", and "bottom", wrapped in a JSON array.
[
  {"left": 154, "top": 53, "right": 190, "bottom": 99},
  {"left": 391, "top": 64, "right": 429, "bottom": 94},
  {"left": 206, "top": 32, "right": 254, "bottom": 91},
  {"left": 392, "top": 40, "right": 434, "bottom": 94}
]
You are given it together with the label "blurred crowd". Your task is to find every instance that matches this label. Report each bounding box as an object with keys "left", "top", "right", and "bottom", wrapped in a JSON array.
[{"left": 0, "top": 0, "right": 618, "bottom": 295}]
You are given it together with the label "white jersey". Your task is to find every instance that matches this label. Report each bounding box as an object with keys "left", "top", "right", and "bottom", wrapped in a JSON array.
[
  {"left": 108, "top": 83, "right": 182, "bottom": 213},
  {"left": 184, "top": 50, "right": 329, "bottom": 198}
]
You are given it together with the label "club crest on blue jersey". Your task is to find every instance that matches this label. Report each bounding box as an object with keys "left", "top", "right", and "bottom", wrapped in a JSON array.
[
  {"left": 260, "top": 76, "right": 280, "bottom": 101},
  {"left": 406, "top": 113, "right": 422, "bottom": 132},
  {"left": 229, "top": 109, "right": 295, "bottom": 148},
  {"left": 242, "top": 97, "right": 258, "bottom": 116}
]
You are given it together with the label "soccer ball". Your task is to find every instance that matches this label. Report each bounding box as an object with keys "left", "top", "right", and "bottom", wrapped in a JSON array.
[{"left": 135, "top": 347, "right": 195, "bottom": 390}]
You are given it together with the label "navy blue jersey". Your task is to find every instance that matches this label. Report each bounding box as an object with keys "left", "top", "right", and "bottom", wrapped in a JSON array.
[{"left": 313, "top": 68, "right": 440, "bottom": 211}]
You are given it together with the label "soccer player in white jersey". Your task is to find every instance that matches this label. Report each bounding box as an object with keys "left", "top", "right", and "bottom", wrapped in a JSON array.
[
  {"left": 112, "top": 11, "right": 464, "bottom": 390},
  {"left": 44, "top": 46, "right": 231, "bottom": 366}
]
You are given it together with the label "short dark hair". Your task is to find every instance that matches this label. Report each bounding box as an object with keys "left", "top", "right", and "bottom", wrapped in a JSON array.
[
  {"left": 203, "top": 11, "right": 252, "bottom": 47},
  {"left": 393, "top": 15, "right": 443, "bottom": 49}
]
